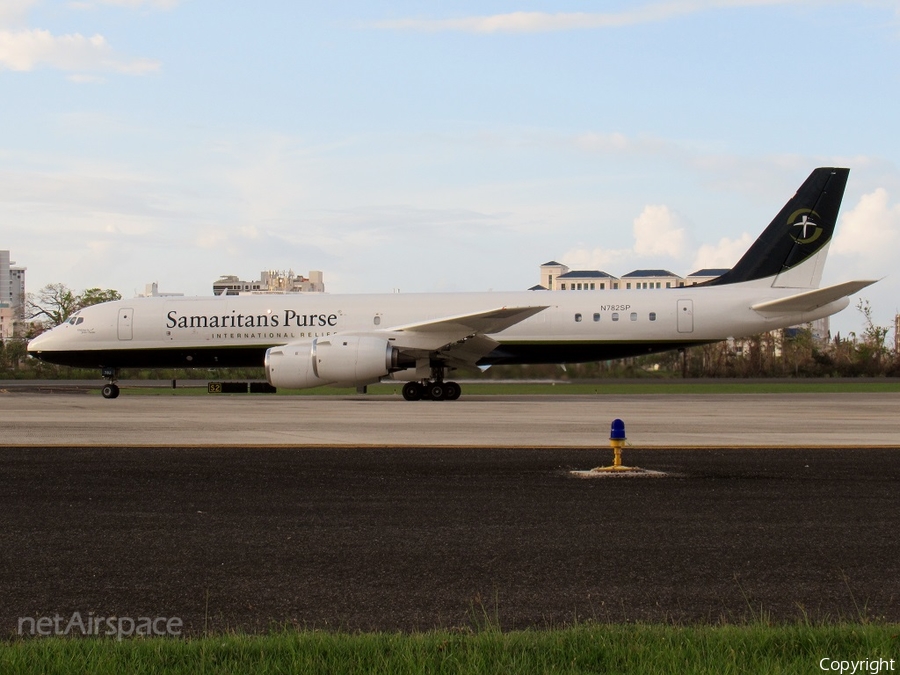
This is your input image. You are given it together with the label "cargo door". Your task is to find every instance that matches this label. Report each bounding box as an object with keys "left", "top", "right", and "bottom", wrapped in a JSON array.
[{"left": 677, "top": 299, "right": 693, "bottom": 334}]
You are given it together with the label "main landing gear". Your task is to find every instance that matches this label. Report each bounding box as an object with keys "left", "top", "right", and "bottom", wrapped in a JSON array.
[
  {"left": 401, "top": 380, "right": 462, "bottom": 401},
  {"left": 101, "top": 367, "right": 120, "bottom": 399},
  {"left": 401, "top": 366, "right": 462, "bottom": 401}
]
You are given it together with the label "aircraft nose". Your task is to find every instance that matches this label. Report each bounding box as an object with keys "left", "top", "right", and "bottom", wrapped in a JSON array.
[
  {"left": 27, "top": 326, "right": 61, "bottom": 353},
  {"left": 27, "top": 331, "right": 47, "bottom": 353}
]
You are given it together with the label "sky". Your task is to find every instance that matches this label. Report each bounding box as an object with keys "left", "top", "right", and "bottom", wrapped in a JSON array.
[{"left": 2, "top": 0, "right": 899, "bottom": 339}]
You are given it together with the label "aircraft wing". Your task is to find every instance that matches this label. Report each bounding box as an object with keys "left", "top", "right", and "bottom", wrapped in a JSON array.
[
  {"left": 751, "top": 280, "right": 878, "bottom": 316},
  {"left": 390, "top": 305, "right": 549, "bottom": 336},
  {"left": 360, "top": 305, "right": 548, "bottom": 366}
]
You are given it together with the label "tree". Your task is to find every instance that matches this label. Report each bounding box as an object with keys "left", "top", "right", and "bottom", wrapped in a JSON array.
[
  {"left": 855, "top": 298, "right": 890, "bottom": 373},
  {"left": 79, "top": 287, "right": 123, "bottom": 308},
  {"left": 27, "top": 283, "right": 80, "bottom": 327},
  {"left": 27, "top": 283, "right": 122, "bottom": 328}
]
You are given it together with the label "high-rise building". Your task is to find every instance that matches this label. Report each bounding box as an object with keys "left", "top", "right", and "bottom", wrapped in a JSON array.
[
  {"left": 1, "top": 250, "right": 26, "bottom": 340},
  {"left": 0, "top": 250, "right": 10, "bottom": 309},
  {"left": 895, "top": 315, "right": 900, "bottom": 354},
  {"left": 0, "top": 250, "right": 25, "bottom": 310}
]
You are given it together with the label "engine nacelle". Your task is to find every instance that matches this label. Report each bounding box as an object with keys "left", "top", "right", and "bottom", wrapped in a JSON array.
[{"left": 265, "top": 336, "right": 401, "bottom": 389}]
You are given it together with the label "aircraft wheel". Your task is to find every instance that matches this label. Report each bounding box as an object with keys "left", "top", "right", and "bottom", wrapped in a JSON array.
[
  {"left": 443, "top": 381, "right": 461, "bottom": 400},
  {"left": 427, "top": 382, "right": 445, "bottom": 400},
  {"left": 101, "top": 383, "right": 120, "bottom": 399},
  {"left": 401, "top": 382, "right": 422, "bottom": 401}
]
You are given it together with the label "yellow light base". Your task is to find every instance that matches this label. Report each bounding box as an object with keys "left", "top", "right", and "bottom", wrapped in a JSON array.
[
  {"left": 569, "top": 438, "right": 668, "bottom": 477},
  {"left": 590, "top": 463, "right": 642, "bottom": 473}
]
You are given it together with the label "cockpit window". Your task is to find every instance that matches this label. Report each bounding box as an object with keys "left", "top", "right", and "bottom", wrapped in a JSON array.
[{"left": 66, "top": 316, "right": 85, "bottom": 325}]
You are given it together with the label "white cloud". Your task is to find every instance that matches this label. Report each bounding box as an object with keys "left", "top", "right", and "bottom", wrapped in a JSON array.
[
  {"left": 558, "top": 245, "right": 627, "bottom": 273},
  {"left": 561, "top": 204, "right": 687, "bottom": 272},
  {"left": 574, "top": 132, "right": 680, "bottom": 159},
  {"left": 374, "top": 0, "right": 812, "bottom": 33},
  {"left": 67, "top": 72, "right": 106, "bottom": 83},
  {"left": 1, "top": 0, "right": 168, "bottom": 75},
  {"left": 832, "top": 188, "right": 900, "bottom": 262},
  {"left": 68, "top": 0, "right": 181, "bottom": 9},
  {"left": 0, "top": 28, "right": 159, "bottom": 73},
  {"left": 0, "top": 0, "right": 37, "bottom": 28},
  {"left": 691, "top": 232, "right": 754, "bottom": 270},
  {"left": 633, "top": 205, "right": 687, "bottom": 257}
]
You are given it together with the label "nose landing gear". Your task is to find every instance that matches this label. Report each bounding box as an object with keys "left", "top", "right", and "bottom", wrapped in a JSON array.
[{"left": 101, "top": 367, "right": 120, "bottom": 399}]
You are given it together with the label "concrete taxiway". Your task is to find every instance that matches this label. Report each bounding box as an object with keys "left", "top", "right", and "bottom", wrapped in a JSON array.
[{"left": 1, "top": 390, "right": 898, "bottom": 447}]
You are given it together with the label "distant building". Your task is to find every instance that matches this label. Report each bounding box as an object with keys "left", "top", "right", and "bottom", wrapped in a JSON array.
[
  {"left": 558, "top": 270, "right": 618, "bottom": 291},
  {"left": 783, "top": 317, "right": 830, "bottom": 345},
  {"left": 810, "top": 317, "right": 830, "bottom": 343},
  {"left": 0, "top": 305, "right": 15, "bottom": 342},
  {"left": 213, "top": 270, "right": 325, "bottom": 296},
  {"left": 538, "top": 261, "right": 619, "bottom": 291},
  {"left": 138, "top": 282, "right": 184, "bottom": 298},
  {"left": 538, "top": 263, "right": 827, "bottom": 292},
  {"left": 684, "top": 269, "right": 730, "bottom": 286},
  {"left": 538, "top": 261, "right": 566, "bottom": 290},
  {"left": 621, "top": 269, "right": 682, "bottom": 290}
]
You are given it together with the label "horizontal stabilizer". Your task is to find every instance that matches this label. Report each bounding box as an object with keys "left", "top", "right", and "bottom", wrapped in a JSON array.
[{"left": 751, "top": 280, "right": 878, "bottom": 316}]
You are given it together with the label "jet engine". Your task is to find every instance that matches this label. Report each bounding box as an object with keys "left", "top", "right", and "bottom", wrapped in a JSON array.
[{"left": 265, "top": 336, "right": 406, "bottom": 389}]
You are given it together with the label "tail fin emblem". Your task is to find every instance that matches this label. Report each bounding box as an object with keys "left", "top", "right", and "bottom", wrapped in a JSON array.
[{"left": 788, "top": 209, "right": 823, "bottom": 244}]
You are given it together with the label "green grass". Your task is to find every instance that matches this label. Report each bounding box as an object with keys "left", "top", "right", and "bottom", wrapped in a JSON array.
[
  {"left": 2, "top": 623, "right": 898, "bottom": 674},
  {"left": 121, "top": 380, "right": 900, "bottom": 397}
]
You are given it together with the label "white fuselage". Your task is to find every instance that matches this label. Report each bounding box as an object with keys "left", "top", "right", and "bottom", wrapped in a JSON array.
[{"left": 27, "top": 284, "right": 848, "bottom": 370}]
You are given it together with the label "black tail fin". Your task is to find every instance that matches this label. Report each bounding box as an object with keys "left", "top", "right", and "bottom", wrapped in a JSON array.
[{"left": 706, "top": 167, "right": 849, "bottom": 288}]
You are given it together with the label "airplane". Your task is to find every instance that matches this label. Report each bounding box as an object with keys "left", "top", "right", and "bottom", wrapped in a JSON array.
[{"left": 27, "top": 167, "right": 876, "bottom": 400}]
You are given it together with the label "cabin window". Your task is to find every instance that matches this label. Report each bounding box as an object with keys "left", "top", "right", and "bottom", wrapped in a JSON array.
[
  {"left": 574, "top": 313, "right": 582, "bottom": 322},
  {"left": 649, "top": 312, "right": 657, "bottom": 321},
  {"left": 612, "top": 313, "right": 619, "bottom": 321},
  {"left": 630, "top": 313, "right": 637, "bottom": 321},
  {"left": 593, "top": 313, "right": 601, "bottom": 322},
  {"left": 374, "top": 316, "right": 381, "bottom": 326}
]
